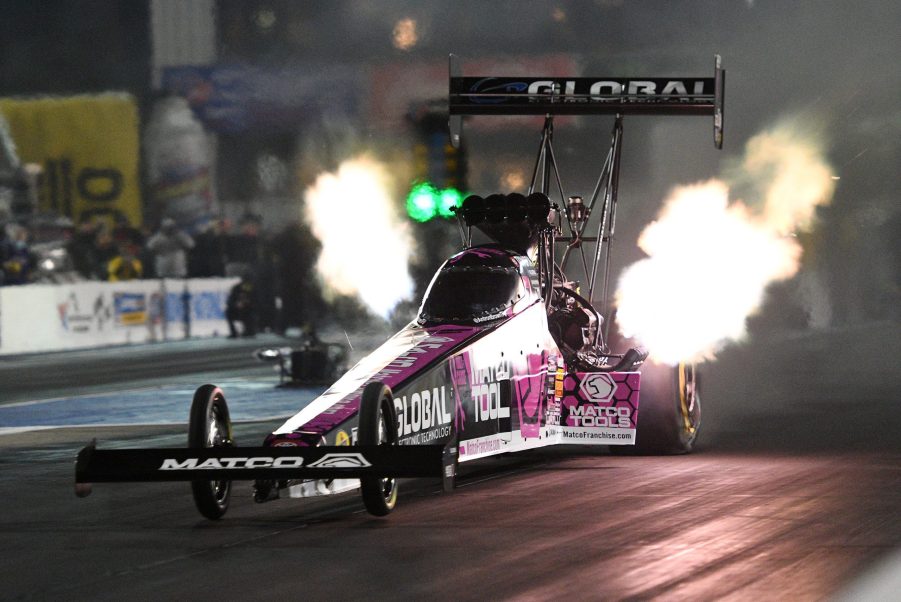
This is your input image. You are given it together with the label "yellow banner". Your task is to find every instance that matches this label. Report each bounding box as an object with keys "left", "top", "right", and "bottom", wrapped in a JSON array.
[{"left": 0, "top": 94, "right": 142, "bottom": 227}]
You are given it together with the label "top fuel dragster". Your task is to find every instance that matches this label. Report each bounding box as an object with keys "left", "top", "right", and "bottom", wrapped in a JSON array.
[{"left": 75, "top": 55, "right": 724, "bottom": 519}]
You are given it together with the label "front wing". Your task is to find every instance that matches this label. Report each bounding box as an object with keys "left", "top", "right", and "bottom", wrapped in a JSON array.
[{"left": 75, "top": 441, "right": 458, "bottom": 493}]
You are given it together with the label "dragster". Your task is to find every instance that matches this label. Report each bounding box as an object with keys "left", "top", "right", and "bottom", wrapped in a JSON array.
[{"left": 75, "top": 55, "right": 724, "bottom": 519}]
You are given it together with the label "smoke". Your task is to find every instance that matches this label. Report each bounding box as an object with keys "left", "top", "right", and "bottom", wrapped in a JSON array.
[
  {"left": 303, "top": 156, "right": 415, "bottom": 319},
  {"left": 615, "top": 119, "right": 836, "bottom": 365},
  {"left": 726, "top": 122, "right": 836, "bottom": 233}
]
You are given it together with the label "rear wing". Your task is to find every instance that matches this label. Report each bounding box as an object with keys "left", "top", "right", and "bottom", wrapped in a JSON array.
[{"left": 449, "top": 54, "right": 725, "bottom": 148}]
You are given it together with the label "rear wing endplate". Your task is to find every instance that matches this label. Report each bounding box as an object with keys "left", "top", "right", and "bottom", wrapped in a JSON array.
[{"left": 449, "top": 54, "right": 725, "bottom": 148}]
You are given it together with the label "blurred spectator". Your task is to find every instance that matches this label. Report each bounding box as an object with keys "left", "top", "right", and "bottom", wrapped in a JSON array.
[
  {"left": 189, "top": 218, "right": 229, "bottom": 277},
  {"left": 225, "top": 214, "right": 262, "bottom": 277},
  {"left": 0, "top": 226, "right": 8, "bottom": 283},
  {"left": 93, "top": 228, "right": 119, "bottom": 280},
  {"left": 1, "top": 223, "right": 35, "bottom": 285},
  {"left": 67, "top": 216, "right": 102, "bottom": 279},
  {"left": 146, "top": 218, "right": 194, "bottom": 278},
  {"left": 107, "top": 242, "right": 143, "bottom": 281},
  {"left": 137, "top": 222, "right": 156, "bottom": 279},
  {"left": 255, "top": 241, "right": 279, "bottom": 332},
  {"left": 111, "top": 214, "right": 144, "bottom": 249},
  {"left": 270, "top": 221, "right": 323, "bottom": 331},
  {"left": 226, "top": 273, "right": 256, "bottom": 338}
]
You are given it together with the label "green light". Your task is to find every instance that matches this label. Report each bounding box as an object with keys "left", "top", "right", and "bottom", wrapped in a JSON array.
[
  {"left": 405, "top": 182, "right": 464, "bottom": 222},
  {"left": 406, "top": 182, "right": 439, "bottom": 222},
  {"left": 438, "top": 187, "right": 462, "bottom": 218}
]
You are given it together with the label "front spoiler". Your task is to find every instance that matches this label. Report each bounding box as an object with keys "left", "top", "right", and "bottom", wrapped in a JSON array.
[{"left": 75, "top": 440, "right": 458, "bottom": 495}]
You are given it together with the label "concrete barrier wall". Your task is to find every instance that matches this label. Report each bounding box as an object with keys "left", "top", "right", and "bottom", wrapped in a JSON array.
[{"left": 0, "top": 278, "right": 238, "bottom": 355}]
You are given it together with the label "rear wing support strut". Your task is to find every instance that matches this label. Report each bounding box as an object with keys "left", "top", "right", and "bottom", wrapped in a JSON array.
[
  {"left": 448, "top": 54, "right": 724, "bottom": 347},
  {"left": 524, "top": 111, "right": 623, "bottom": 350},
  {"left": 590, "top": 114, "right": 623, "bottom": 343}
]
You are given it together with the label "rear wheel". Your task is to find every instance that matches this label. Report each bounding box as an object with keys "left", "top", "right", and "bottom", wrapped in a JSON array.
[
  {"left": 188, "top": 384, "right": 233, "bottom": 519},
  {"left": 358, "top": 382, "right": 398, "bottom": 516},
  {"left": 613, "top": 361, "right": 701, "bottom": 454}
]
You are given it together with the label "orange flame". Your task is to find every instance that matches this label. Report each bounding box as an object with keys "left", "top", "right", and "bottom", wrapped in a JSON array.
[
  {"left": 304, "top": 156, "right": 414, "bottom": 318},
  {"left": 615, "top": 122, "right": 835, "bottom": 364}
]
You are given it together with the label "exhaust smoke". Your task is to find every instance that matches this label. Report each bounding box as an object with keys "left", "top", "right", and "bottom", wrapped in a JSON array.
[
  {"left": 303, "top": 156, "right": 415, "bottom": 319},
  {"left": 615, "top": 120, "right": 836, "bottom": 365}
]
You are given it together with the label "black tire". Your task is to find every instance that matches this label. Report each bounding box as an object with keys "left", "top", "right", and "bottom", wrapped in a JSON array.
[
  {"left": 188, "top": 384, "right": 233, "bottom": 520},
  {"left": 358, "top": 382, "right": 399, "bottom": 516},
  {"left": 612, "top": 361, "right": 701, "bottom": 455}
]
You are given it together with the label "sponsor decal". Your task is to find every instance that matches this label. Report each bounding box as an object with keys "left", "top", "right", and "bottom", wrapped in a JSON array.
[
  {"left": 568, "top": 404, "right": 631, "bottom": 428},
  {"left": 157, "top": 452, "right": 375, "bottom": 471},
  {"left": 461, "top": 77, "right": 712, "bottom": 106},
  {"left": 473, "top": 312, "right": 506, "bottom": 323},
  {"left": 58, "top": 291, "right": 113, "bottom": 333},
  {"left": 516, "top": 350, "right": 548, "bottom": 438},
  {"left": 0, "top": 94, "right": 142, "bottom": 228},
  {"left": 525, "top": 79, "right": 709, "bottom": 100},
  {"left": 561, "top": 371, "right": 639, "bottom": 432},
  {"left": 159, "top": 456, "right": 305, "bottom": 470},
  {"left": 334, "top": 430, "right": 350, "bottom": 446},
  {"left": 449, "top": 354, "right": 472, "bottom": 432},
  {"left": 400, "top": 424, "right": 452, "bottom": 445},
  {"left": 113, "top": 292, "right": 147, "bottom": 326},
  {"left": 306, "top": 453, "right": 372, "bottom": 469},
  {"left": 468, "top": 79, "right": 530, "bottom": 104},
  {"left": 546, "top": 383, "right": 562, "bottom": 426},
  {"left": 579, "top": 373, "right": 616, "bottom": 403},
  {"left": 381, "top": 335, "right": 456, "bottom": 369},
  {"left": 561, "top": 427, "right": 635, "bottom": 442},
  {"left": 190, "top": 290, "right": 226, "bottom": 320},
  {"left": 470, "top": 361, "right": 511, "bottom": 423},
  {"left": 459, "top": 435, "right": 504, "bottom": 458},
  {"left": 395, "top": 386, "right": 453, "bottom": 436}
]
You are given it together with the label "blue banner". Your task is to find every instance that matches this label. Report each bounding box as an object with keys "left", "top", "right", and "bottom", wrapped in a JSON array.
[{"left": 161, "top": 65, "right": 359, "bottom": 133}]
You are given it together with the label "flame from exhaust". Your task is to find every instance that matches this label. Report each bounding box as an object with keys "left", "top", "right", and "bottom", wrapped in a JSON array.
[
  {"left": 615, "top": 122, "right": 835, "bottom": 364},
  {"left": 304, "top": 156, "right": 415, "bottom": 318}
]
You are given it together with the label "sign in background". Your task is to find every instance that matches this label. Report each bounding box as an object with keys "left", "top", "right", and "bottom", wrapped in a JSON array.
[
  {"left": 161, "top": 65, "right": 358, "bottom": 133},
  {"left": 0, "top": 93, "right": 142, "bottom": 227},
  {"left": 0, "top": 277, "right": 237, "bottom": 355}
]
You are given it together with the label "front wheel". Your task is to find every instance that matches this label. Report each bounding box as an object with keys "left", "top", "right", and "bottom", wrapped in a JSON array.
[
  {"left": 358, "top": 382, "right": 399, "bottom": 516},
  {"left": 188, "top": 384, "right": 233, "bottom": 519},
  {"left": 614, "top": 361, "right": 701, "bottom": 455}
]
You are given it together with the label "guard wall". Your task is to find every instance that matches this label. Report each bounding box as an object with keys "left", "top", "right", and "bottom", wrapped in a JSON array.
[{"left": 0, "top": 277, "right": 238, "bottom": 355}]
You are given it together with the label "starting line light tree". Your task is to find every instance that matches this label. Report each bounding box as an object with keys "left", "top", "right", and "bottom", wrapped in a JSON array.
[{"left": 407, "top": 104, "right": 467, "bottom": 222}]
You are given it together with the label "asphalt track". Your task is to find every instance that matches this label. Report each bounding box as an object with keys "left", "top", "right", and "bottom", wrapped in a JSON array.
[{"left": 1, "top": 323, "right": 899, "bottom": 600}]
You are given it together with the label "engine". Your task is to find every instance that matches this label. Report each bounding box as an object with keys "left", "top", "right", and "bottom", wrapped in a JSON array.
[{"left": 548, "top": 283, "right": 603, "bottom": 360}]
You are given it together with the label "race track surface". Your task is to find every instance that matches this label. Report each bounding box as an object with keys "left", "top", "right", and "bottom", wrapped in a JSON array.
[{"left": 1, "top": 323, "right": 899, "bottom": 600}]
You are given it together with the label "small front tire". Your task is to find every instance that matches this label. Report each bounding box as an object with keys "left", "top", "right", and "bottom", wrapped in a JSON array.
[
  {"left": 358, "top": 382, "right": 399, "bottom": 516},
  {"left": 188, "top": 384, "right": 233, "bottom": 520}
]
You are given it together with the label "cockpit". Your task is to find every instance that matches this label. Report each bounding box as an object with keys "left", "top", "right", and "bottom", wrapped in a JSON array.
[{"left": 418, "top": 247, "right": 537, "bottom": 326}]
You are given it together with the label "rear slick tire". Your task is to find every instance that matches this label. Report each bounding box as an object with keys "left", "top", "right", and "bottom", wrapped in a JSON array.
[
  {"left": 613, "top": 361, "right": 701, "bottom": 455},
  {"left": 358, "top": 382, "right": 399, "bottom": 516},
  {"left": 188, "top": 384, "right": 233, "bottom": 520}
]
